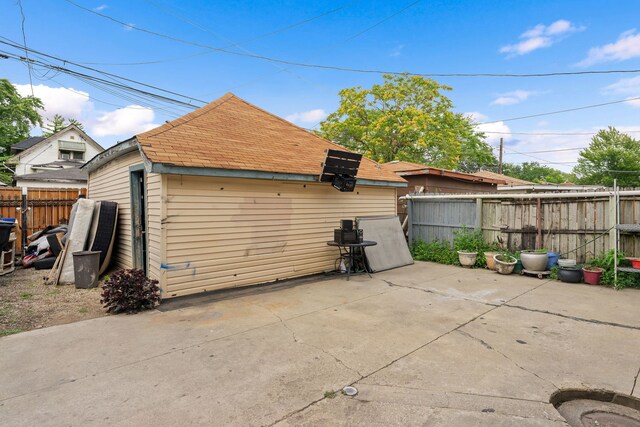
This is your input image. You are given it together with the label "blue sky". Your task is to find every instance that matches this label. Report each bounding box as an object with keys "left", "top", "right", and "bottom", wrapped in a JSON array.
[{"left": 2, "top": 0, "right": 640, "bottom": 171}]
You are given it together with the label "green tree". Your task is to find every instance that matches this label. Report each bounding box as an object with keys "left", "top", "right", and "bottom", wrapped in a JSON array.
[
  {"left": 573, "top": 127, "right": 640, "bottom": 187},
  {"left": 502, "top": 162, "right": 576, "bottom": 184},
  {"left": 317, "top": 74, "right": 490, "bottom": 169},
  {"left": 458, "top": 128, "right": 498, "bottom": 173},
  {"left": 43, "top": 114, "right": 85, "bottom": 137},
  {"left": 0, "top": 79, "right": 43, "bottom": 151}
]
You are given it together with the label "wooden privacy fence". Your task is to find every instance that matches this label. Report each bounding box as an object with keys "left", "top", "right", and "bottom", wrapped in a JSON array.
[
  {"left": 0, "top": 188, "right": 86, "bottom": 252},
  {"left": 407, "top": 191, "right": 640, "bottom": 263}
]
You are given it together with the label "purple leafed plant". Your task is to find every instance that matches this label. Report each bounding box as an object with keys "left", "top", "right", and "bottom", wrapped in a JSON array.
[{"left": 101, "top": 268, "right": 160, "bottom": 314}]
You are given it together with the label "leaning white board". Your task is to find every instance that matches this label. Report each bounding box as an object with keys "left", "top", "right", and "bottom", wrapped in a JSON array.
[
  {"left": 357, "top": 216, "right": 413, "bottom": 272},
  {"left": 59, "top": 199, "right": 96, "bottom": 285}
]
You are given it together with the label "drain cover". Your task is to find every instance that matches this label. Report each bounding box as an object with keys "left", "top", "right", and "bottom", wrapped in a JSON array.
[
  {"left": 342, "top": 386, "right": 358, "bottom": 396},
  {"left": 552, "top": 390, "right": 640, "bottom": 427}
]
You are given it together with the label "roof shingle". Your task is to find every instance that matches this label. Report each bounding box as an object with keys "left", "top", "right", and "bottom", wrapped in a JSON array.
[{"left": 136, "top": 93, "right": 405, "bottom": 184}]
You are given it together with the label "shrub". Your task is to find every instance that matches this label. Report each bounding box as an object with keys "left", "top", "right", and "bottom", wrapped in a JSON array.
[
  {"left": 588, "top": 250, "right": 640, "bottom": 289},
  {"left": 411, "top": 239, "right": 458, "bottom": 265},
  {"left": 411, "top": 227, "right": 499, "bottom": 268},
  {"left": 101, "top": 269, "right": 161, "bottom": 314}
]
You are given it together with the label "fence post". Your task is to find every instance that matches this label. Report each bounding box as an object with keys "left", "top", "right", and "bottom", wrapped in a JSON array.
[
  {"left": 20, "top": 187, "right": 27, "bottom": 256},
  {"left": 475, "top": 198, "right": 483, "bottom": 231},
  {"left": 608, "top": 194, "right": 617, "bottom": 253},
  {"left": 407, "top": 198, "right": 413, "bottom": 245}
]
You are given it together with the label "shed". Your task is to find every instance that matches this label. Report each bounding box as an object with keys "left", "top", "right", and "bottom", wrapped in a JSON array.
[
  {"left": 84, "top": 93, "right": 406, "bottom": 298},
  {"left": 381, "top": 161, "right": 506, "bottom": 221}
]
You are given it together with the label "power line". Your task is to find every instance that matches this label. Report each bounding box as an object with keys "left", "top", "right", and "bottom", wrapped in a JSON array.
[
  {"left": 63, "top": 0, "right": 640, "bottom": 79},
  {"left": 1, "top": 50, "right": 199, "bottom": 111},
  {"left": 16, "top": 0, "right": 34, "bottom": 97},
  {"left": 482, "top": 130, "right": 640, "bottom": 135},
  {"left": 0, "top": 37, "right": 206, "bottom": 105},
  {"left": 504, "top": 147, "right": 583, "bottom": 154},
  {"left": 479, "top": 96, "right": 640, "bottom": 124}
]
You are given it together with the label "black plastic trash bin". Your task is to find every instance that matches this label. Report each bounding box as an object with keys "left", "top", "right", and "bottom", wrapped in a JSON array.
[{"left": 72, "top": 251, "right": 101, "bottom": 289}]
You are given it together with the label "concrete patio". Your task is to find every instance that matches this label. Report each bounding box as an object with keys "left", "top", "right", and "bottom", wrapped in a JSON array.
[{"left": 1, "top": 261, "right": 639, "bottom": 426}]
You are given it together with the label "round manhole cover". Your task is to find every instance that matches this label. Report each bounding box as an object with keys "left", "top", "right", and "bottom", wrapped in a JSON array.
[{"left": 551, "top": 390, "right": 640, "bottom": 427}]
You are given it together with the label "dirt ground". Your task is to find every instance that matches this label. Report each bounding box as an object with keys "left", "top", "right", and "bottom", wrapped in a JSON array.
[{"left": 0, "top": 267, "right": 107, "bottom": 336}]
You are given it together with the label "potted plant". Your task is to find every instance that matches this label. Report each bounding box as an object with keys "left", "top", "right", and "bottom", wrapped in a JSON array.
[
  {"left": 457, "top": 250, "right": 477, "bottom": 268},
  {"left": 520, "top": 249, "right": 549, "bottom": 272},
  {"left": 558, "top": 266, "right": 583, "bottom": 283},
  {"left": 484, "top": 251, "right": 499, "bottom": 270},
  {"left": 582, "top": 266, "right": 605, "bottom": 285},
  {"left": 494, "top": 253, "right": 517, "bottom": 275}
]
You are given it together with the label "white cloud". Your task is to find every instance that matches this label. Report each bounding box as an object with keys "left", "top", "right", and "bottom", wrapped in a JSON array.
[
  {"left": 466, "top": 112, "right": 512, "bottom": 145},
  {"left": 285, "top": 109, "right": 327, "bottom": 124},
  {"left": 390, "top": 44, "right": 405, "bottom": 57},
  {"left": 94, "top": 4, "right": 107, "bottom": 11},
  {"left": 500, "top": 19, "right": 584, "bottom": 56},
  {"left": 123, "top": 23, "right": 135, "bottom": 32},
  {"left": 491, "top": 90, "right": 536, "bottom": 106},
  {"left": 91, "top": 106, "right": 158, "bottom": 137},
  {"left": 578, "top": 29, "right": 640, "bottom": 66},
  {"left": 602, "top": 76, "right": 640, "bottom": 108},
  {"left": 14, "top": 83, "right": 92, "bottom": 121}
]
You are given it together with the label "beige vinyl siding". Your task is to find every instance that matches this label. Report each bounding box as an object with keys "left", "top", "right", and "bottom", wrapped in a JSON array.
[
  {"left": 87, "top": 150, "right": 162, "bottom": 284},
  {"left": 163, "top": 175, "right": 397, "bottom": 297}
]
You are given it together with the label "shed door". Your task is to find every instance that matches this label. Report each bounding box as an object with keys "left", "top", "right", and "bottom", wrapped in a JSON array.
[{"left": 130, "top": 169, "right": 147, "bottom": 274}]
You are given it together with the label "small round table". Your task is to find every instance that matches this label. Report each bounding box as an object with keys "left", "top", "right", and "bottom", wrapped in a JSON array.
[{"left": 327, "top": 240, "right": 377, "bottom": 280}]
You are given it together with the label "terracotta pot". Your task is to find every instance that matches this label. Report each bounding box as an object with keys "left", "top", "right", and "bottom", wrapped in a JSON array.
[
  {"left": 582, "top": 266, "right": 604, "bottom": 285},
  {"left": 520, "top": 251, "right": 549, "bottom": 272},
  {"left": 457, "top": 251, "right": 477, "bottom": 268},
  {"left": 494, "top": 254, "right": 516, "bottom": 275},
  {"left": 484, "top": 252, "right": 499, "bottom": 270}
]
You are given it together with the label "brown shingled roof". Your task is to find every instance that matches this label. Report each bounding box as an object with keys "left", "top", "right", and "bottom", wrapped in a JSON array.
[
  {"left": 136, "top": 93, "right": 405, "bottom": 184},
  {"left": 381, "top": 161, "right": 507, "bottom": 185},
  {"left": 474, "top": 170, "right": 534, "bottom": 186}
]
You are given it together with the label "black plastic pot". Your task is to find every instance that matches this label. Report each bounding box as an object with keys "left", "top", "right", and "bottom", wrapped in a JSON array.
[{"left": 558, "top": 266, "right": 583, "bottom": 283}]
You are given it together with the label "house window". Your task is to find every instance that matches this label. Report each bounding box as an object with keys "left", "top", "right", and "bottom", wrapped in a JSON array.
[{"left": 59, "top": 150, "right": 84, "bottom": 160}]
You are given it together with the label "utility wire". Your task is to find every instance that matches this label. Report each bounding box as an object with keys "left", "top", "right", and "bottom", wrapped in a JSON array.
[
  {"left": 1, "top": 50, "right": 198, "bottom": 110},
  {"left": 63, "top": 0, "right": 640, "bottom": 79},
  {"left": 0, "top": 37, "right": 206, "bottom": 105},
  {"left": 79, "top": 0, "right": 359, "bottom": 66},
  {"left": 479, "top": 96, "right": 640, "bottom": 124},
  {"left": 16, "top": 0, "right": 34, "bottom": 96},
  {"left": 482, "top": 130, "right": 640, "bottom": 135}
]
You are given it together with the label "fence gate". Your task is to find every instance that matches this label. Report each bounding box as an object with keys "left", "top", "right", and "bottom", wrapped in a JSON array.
[{"left": 408, "top": 198, "right": 479, "bottom": 245}]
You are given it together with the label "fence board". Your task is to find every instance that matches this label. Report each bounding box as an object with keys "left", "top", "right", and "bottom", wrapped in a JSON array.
[
  {"left": 0, "top": 188, "right": 85, "bottom": 252},
  {"left": 409, "top": 194, "right": 640, "bottom": 263}
]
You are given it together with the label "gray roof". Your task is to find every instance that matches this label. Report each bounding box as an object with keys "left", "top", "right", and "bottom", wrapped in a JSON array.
[
  {"left": 32, "top": 160, "right": 85, "bottom": 168},
  {"left": 11, "top": 136, "right": 46, "bottom": 153},
  {"left": 15, "top": 167, "right": 87, "bottom": 183}
]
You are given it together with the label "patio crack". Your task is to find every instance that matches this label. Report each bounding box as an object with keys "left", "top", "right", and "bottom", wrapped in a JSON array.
[
  {"left": 265, "top": 308, "right": 363, "bottom": 378},
  {"left": 382, "top": 280, "right": 500, "bottom": 307},
  {"left": 503, "top": 304, "right": 640, "bottom": 331},
  {"left": 456, "top": 330, "right": 559, "bottom": 389},
  {"left": 632, "top": 365, "right": 640, "bottom": 395}
]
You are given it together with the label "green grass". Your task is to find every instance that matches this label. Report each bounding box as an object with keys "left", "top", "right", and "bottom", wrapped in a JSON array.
[
  {"left": 0, "top": 307, "right": 10, "bottom": 317},
  {"left": 20, "top": 293, "right": 33, "bottom": 300},
  {"left": 79, "top": 307, "right": 88, "bottom": 314},
  {"left": 0, "top": 329, "right": 23, "bottom": 337},
  {"left": 324, "top": 390, "right": 338, "bottom": 399}
]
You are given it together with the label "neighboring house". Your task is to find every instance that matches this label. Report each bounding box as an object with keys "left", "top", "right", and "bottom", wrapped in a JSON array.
[
  {"left": 84, "top": 93, "right": 406, "bottom": 298},
  {"left": 13, "top": 167, "right": 87, "bottom": 189},
  {"left": 381, "top": 161, "right": 506, "bottom": 220},
  {"left": 9, "top": 125, "right": 103, "bottom": 189},
  {"left": 474, "top": 170, "right": 535, "bottom": 187}
]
